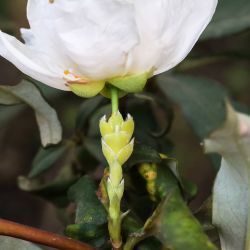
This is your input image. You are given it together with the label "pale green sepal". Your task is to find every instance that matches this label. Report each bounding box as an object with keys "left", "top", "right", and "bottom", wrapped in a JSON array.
[
  {"left": 109, "top": 161, "right": 123, "bottom": 187},
  {"left": 100, "top": 116, "right": 113, "bottom": 137},
  {"left": 101, "top": 139, "right": 116, "bottom": 166},
  {"left": 69, "top": 81, "right": 105, "bottom": 98},
  {"left": 117, "top": 139, "right": 134, "bottom": 165},
  {"left": 121, "top": 114, "right": 134, "bottom": 136},
  {"left": 116, "top": 179, "right": 124, "bottom": 201},
  {"left": 109, "top": 111, "right": 124, "bottom": 128},
  {"left": 108, "top": 72, "right": 151, "bottom": 93},
  {"left": 104, "top": 132, "right": 130, "bottom": 153}
]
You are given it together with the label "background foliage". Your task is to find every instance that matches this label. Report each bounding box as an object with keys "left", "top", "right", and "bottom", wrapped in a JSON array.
[{"left": 0, "top": 0, "right": 250, "bottom": 249}]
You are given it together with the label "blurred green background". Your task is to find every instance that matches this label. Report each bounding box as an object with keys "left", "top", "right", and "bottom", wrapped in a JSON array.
[{"left": 0, "top": 0, "right": 249, "bottom": 237}]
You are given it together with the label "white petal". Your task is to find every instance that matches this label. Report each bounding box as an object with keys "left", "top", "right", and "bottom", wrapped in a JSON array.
[
  {"left": 156, "top": 0, "right": 218, "bottom": 74},
  {"left": 54, "top": 0, "right": 139, "bottom": 79},
  {"left": 129, "top": 0, "right": 217, "bottom": 75},
  {"left": 0, "top": 31, "right": 68, "bottom": 90}
]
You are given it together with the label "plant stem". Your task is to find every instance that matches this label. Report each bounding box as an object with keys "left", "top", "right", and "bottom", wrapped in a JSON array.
[
  {"left": 0, "top": 219, "right": 95, "bottom": 250},
  {"left": 110, "top": 86, "right": 119, "bottom": 114}
]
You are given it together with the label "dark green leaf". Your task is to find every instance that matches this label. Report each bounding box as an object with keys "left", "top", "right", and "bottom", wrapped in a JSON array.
[
  {"left": 0, "top": 80, "right": 62, "bottom": 146},
  {"left": 29, "top": 143, "right": 71, "bottom": 178},
  {"left": 66, "top": 176, "right": 108, "bottom": 247},
  {"left": 65, "top": 223, "right": 107, "bottom": 248},
  {"left": 84, "top": 137, "right": 106, "bottom": 164},
  {"left": 68, "top": 176, "right": 107, "bottom": 225},
  {"left": 126, "top": 95, "right": 173, "bottom": 149},
  {"left": 87, "top": 104, "right": 111, "bottom": 137},
  {"left": 136, "top": 237, "right": 162, "bottom": 250},
  {"left": 75, "top": 95, "right": 105, "bottom": 130},
  {"left": 155, "top": 189, "right": 217, "bottom": 250},
  {"left": 154, "top": 167, "right": 217, "bottom": 250},
  {"left": 202, "top": 0, "right": 250, "bottom": 39},
  {"left": 157, "top": 74, "right": 227, "bottom": 139},
  {"left": 18, "top": 166, "right": 78, "bottom": 207},
  {"left": 126, "top": 143, "right": 162, "bottom": 168}
]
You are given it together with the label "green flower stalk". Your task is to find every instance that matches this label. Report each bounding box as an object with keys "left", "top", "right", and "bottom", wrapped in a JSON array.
[{"left": 99, "top": 88, "right": 134, "bottom": 249}]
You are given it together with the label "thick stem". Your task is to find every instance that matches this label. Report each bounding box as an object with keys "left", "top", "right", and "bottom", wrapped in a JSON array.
[
  {"left": 0, "top": 219, "right": 95, "bottom": 250},
  {"left": 110, "top": 86, "right": 119, "bottom": 114},
  {"left": 107, "top": 162, "right": 124, "bottom": 249}
]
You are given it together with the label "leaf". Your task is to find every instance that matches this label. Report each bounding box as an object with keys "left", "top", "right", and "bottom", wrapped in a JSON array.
[
  {"left": 126, "top": 143, "right": 162, "bottom": 168},
  {"left": 0, "top": 236, "right": 43, "bottom": 250},
  {"left": 153, "top": 166, "right": 217, "bottom": 250},
  {"left": 202, "top": 0, "right": 250, "bottom": 39},
  {"left": 66, "top": 176, "right": 108, "bottom": 247},
  {"left": 155, "top": 188, "right": 217, "bottom": 250},
  {"left": 127, "top": 94, "right": 174, "bottom": 149},
  {"left": 167, "top": 158, "right": 198, "bottom": 200},
  {"left": 75, "top": 95, "right": 105, "bottom": 130},
  {"left": 84, "top": 137, "right": 106, "bottom": 164},
  {"left": 157, "top": 74, "right": 227, "bottom": 139},
  {"left": 0, "top": 80, "right": 62, "bottom": 146},
  {"left": 29, "top": 143, "right": 71, "bottom": 178},
  {"left": 204, "top": 102, "right": 250, "bottom": 250},
  {"left": 126, "top": 164, "right": 217, "bottom": 250},
  {"left": 18, "top": 165, "right": 78, "bottom": 207}
]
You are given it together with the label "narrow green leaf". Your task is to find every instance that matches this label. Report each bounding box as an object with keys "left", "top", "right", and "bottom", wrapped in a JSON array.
[
  {"left": 0, "top": 80, "right": 62, "bottom": 146},
  {"left": 0, "top": 236, "right": 43, "bottom": 250},
  {"left": 204, "top": 102, "right": 250, "bottom": 250}
]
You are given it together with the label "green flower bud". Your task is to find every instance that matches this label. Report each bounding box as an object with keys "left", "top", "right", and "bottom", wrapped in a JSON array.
[{"left": 100, "top": 112, "right": 134, "bottom": 166}]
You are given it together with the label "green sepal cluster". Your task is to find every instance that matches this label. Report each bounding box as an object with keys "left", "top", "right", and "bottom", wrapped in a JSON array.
[
  {"left": 100, "top": 111, "right": 134, "bottom": 168},
  {"left": 69, "top": 72, "right": 151, "bottom": 98}
]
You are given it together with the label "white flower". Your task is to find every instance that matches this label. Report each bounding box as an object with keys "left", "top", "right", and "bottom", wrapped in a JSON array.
[{"left": 0, "top": 0, "right": 217, "bottom": 97}]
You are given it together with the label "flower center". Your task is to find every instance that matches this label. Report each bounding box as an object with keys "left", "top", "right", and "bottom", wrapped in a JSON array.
[{"left": 63, "top": 69, "right": 89, "bottom": 86}]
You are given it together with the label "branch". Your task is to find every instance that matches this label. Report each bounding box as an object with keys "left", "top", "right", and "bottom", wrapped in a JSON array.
[{"left": 0, "top": 219, "right": 95, "bottom": 250}]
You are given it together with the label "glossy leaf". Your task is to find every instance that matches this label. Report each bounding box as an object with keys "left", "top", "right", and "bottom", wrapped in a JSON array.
[
  {"left": 66, "top": 176, "right": 108, "bottom": 247},
  {"left": 149, "top": 165, "right": 217, "bottom": 250},
  {"left": 126, "top": 143, "right": 162, "bottom": 168},
  {"left": 126, "top": 164, "right": 217, "bottom": 250}
]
